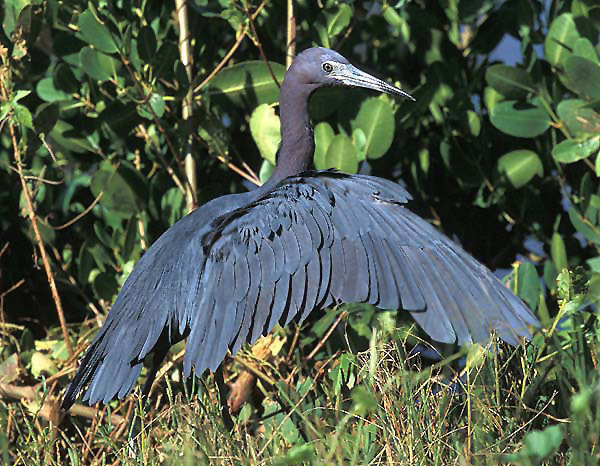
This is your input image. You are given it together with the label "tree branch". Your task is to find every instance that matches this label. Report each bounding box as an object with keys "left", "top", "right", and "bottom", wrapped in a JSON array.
[
  {"left": 175, "top": 0, "right": 198, "bottom": 212},
  {"left": 0, "top": 82, "right": 73, "bottom": 358}
]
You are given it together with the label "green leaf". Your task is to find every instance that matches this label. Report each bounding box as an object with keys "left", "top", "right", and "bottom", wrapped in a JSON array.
[
  {"left": 316, "top": 4, "right": 353, "bottom": 47},
  {"left": 551, "top": 232, "right": 568, "bottom": 273},
  {"left": 249, "top": 104, "right": 281, "bottom": 165},
  {"left": 490, "top": 99, "right": 551, "bottom": 138},
  {"left": 328, "top": 352, "right": 355, "bottom": 396},
  {"left": 80, "top": 46, "right": 120, "bottom": 82},
  {"left": 351, "top": 97, "right": 395, "bottom": 159},
  {"left": 34, "top": 102, "right": 59, "bottom": 135},
  {"left": 324, "top": 134, "right": 358, "bottom": 173},
  {"left": 90, "top": 162, "right": 147, "bottom": 214},
  {"left": 466, "top": 110, "right": 481, "bottom": 136},
  {"left": 272, "top": 444, "right": 314, "bottom": 466},
  {"left": 522, "top": 425, "right": 563, "bottom": 461},
  {"left": 12, "top": 89, "right": 30, "bottom": 102},
  {"left": 314, "top": 122, "right": 335, "bottom": 170},
  {"left": 138, "top": 93, "right": 166, "bottom": 120},
  {"left": 485, "top": 64, "right": 536, "bottom": 99},
  {"left": 552, "top": 137, "right": 600, "bottom": 163},
  {"left": 557, "top": 99, "right": 600, "bottom": 137},
  {"left": 351, "top": 386, "right": 378, "bottom": 417},
  {"left": 545, "top": 13, "right": 579, "bottom": 67},
  {"left": 207, "top": 61, "right": 286, "bottom": 107},
  {"left": 568, "top": 207, "right": 600, "bottom": 244},
  {"left": 93, "top": 272, "right": 119, "bottom": 301},
  {"left": 31, "top": 352, "right": 58, "bottom": 378},
  {"left": 325, "top": 4, "right": 352, "bottom": 37},
  {"left": 53, "top": 62, "right": 80, "bottom": 94},
  {"left": 483, "top": 86, "right": 502, "bottom": 114},
  {"left": 36, "top": 77, "right": 71, "bottom": 102},
  {"left": 77, "top": 8, "right": 118, "bottom": 54},
  {"left": 564, "top": 56, "right": 600, "bottom": 100},
  {"left": 573, "top": 37, "right": 598, "bottom": 61},
  {"left": 352, "top": 128, "right": 367, "bottom": 161},
  {"left": 122, "top": 218, "right": 137, "bottom": 262},
  {"left": 259, "top": 159, "right": 274, "bottom": 183},
  {"left": 12, "top": 103, "right": 33, "bottom": 129},
  {"left": 2, "top": 0, "right": 30, "bottom": 38},
  {"left": 137, "top": 25, "right": 157, "bottom": 62},
  {"left": 161, "top": 187, "right": 185, "bottom": 226},
  {"left": 515, "top": 262, "right": 540, "bottom": 311},
  {"left": 497, "top": 150, "right": 543, "bottom": 188},
  {"left": 0, "top": 353, "right": 18, "bottom": 384},
  {"left": 49, "top": 120, "right": 96, "bottom": 154}
]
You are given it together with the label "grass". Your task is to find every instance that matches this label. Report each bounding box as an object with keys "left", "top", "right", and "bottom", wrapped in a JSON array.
[{"left": 2, "top": 282, "right": 599, "bottom": 465}]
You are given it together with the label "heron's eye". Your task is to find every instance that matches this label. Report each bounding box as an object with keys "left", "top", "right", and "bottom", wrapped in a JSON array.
[{"left": 322, "top": 62, "right": 334, "bottom": 73}]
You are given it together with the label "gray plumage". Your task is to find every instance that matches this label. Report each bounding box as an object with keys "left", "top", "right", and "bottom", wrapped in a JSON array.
[{"left": 61, "top": 47, "right": 538, "bottom": 410}]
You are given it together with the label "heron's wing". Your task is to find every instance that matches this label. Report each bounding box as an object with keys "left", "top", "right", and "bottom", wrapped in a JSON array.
[
  {"left": 184, "top": 170, "right": 539, "bottom": 377},
  {"left": 62, "top": 211, "right": 207, "bottom": 408}
]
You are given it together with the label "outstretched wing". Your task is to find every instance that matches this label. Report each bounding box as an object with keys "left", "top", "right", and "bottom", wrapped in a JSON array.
[
  {"left": 183, "top": 170, "right": 539, "bottom": 378},
  {"left": 62, "top": 209, "right": 209, "bottom": 408},
  {"left": 63, "top": 170, "right": 538, "bottom": 408}
]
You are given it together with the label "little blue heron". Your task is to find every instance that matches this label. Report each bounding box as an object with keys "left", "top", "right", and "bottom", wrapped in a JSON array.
[{"left": 61, "top": 47, "right": 538, "bottom": 415}]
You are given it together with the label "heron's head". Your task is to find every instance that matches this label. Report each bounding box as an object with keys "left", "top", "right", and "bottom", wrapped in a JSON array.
[{"left": 287, "top": 47, "right": 415, "bottom": 100}]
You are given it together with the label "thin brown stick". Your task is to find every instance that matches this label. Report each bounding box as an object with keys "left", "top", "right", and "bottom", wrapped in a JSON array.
[
  {"left": 244, "top": 0, "right": 280, "bottom": 88},
  {"left": 190, "top": 132, "right": 261, "bottom": 185},
  {"left": 175, "top": 0, "right": 198, "bottom": 212},
  {"left": 307, "top": 310, "right": 348, "bottom": 360},
  {"left": 1, "top": 84, "right": 73, "bottom": 358},
  {"left": 286, "top": 325, "right": 301, "bottom": 361},
  {"left": 48, "top": 191, "right": 103, "bottom": 230},
  {"left": 192, "top": 0, "right": 269, "bottom": 95},
  {"left": 5, "top": 164, "right": 63, "bottom": 185},
  {"left": 286, "top": 0, "right": 296, "bottom": 68},
  {"left": 216, "top": 154, "right": 261, "bottom": 186},
  {"left": 135, "top": 123, "right": 186, "bottom": 195},
  {"left": 0, "top": 278, "right": 24, "bottom": 298},
  {"left": 0, "top": 382, "right": 125, "bottom": 425}
]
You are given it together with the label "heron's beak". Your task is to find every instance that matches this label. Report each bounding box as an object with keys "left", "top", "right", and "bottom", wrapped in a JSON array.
[{"left": 335, "top": 65, "right": 415, "bottom": 101}]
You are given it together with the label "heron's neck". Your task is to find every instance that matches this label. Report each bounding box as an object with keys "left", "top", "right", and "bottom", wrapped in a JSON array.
[{"left": 269, "top": 77, "right": 315, "bottom": 186}]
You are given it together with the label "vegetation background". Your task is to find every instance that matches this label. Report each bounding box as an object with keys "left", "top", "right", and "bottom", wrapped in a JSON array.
[{"left": 1, "top": 0, "right": 599, "bottom": 464}]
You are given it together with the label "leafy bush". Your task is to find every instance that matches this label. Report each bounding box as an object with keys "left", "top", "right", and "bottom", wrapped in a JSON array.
[{"left": 0, "top": 0, "right": 599, "bottom": 464}]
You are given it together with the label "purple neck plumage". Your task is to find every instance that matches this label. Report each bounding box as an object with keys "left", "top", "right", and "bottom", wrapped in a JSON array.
[{"left": 267, "top": 74, "right": 318, "bottom": 186}]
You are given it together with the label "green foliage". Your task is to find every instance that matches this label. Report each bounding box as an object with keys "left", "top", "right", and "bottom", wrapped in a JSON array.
[
  {"left": 1, "top": 0, "right": 600, "bottom": 464},
  {"left": 249, "top": 103, "right": 280, "bottom": 165}
]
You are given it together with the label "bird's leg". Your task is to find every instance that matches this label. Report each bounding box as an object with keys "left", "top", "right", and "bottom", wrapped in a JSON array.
[
  {"left": 215, "top": 364, "right": 234, "bottom": 430},
  {"left": 128, "top": 339, "right": 171, "bottom": 452}
]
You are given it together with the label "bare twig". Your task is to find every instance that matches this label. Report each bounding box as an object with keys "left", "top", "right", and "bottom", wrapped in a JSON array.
[
  {"left": 190, "top": 132, "right": 261, "bottom": 185},
  {"left": 192, "top": 0, "right": 269, "bottom": 95},
  {"left": 0, "top": 83, "right": 73, "bottom": 358},
  {"left": 135, "top": 123, "right": 186, "bottom": 195},
  {"left": 286, "top": 0, "right": 296, "bottom": 68},
  {"left": 0, "top": 383, "right": 125, "bottom": 426},
  {"left": 0, "top": 278, "right": 25, "bottom": 298},
  {"left": 307, "top": 310, "right": 348, "bottom": 360},
  {"left": 244, "top": 0, "right": 280, "bottom": 88},
  {"left": 47, "top": 191, "right": 103, "bottom": 230},
  {"left": 175, "top": 0, "right": 198, "bottom": 212},
  {"left": 216, "top": 154, "right": 261, "bottom": 186}
]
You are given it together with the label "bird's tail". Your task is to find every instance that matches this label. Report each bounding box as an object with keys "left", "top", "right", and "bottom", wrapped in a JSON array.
[{"left": 61, "top": 323, "right": 144, "bottom": 411}]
